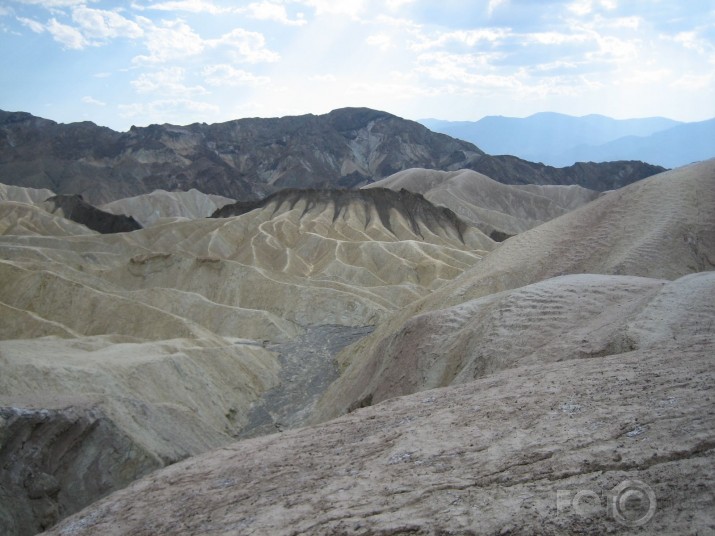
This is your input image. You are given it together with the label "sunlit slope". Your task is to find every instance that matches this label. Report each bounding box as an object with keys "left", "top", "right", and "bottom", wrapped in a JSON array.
[{"left": 314, "top": 160, "right": 715, "bottom": 421}]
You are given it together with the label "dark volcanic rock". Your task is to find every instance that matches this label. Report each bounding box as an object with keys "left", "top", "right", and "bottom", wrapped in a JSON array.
[
  {"left": 1, "top": 108, "right": 664, "bottom": 205},
  {"left": 44, "top": 195, "right": 142, "bottom": 234},
  {"left": 212, "top": 187, "right": 470, "bottom": 242}
]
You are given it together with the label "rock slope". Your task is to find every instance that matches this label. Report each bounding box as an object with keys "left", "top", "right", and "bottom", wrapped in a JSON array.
[
  {"left": 0, "top": 108, "right": 481, "bottom": 204},
  {"left": 43, "top": 195, "right": 141, "bottom": 234}
]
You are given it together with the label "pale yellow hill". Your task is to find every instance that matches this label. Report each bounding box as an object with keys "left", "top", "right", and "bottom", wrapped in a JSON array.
[
  {"left": 0, "top": 183, "right": 54, "bottom": 205},
  {"left": 365, "top": 168, "right": 599, "bottom": 236},
  {"left": 100, "top": 188, "right": 235, "bottom": 226},
  {"left": 0, "top": 201, "right": 96, "bottom": 236}
]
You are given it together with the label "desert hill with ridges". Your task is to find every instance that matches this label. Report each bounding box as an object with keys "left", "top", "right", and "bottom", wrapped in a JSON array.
[
  {"left": 0, "top": 156, "right": 712, "bottom": 535},
  {"left": 43, "top": 271, "right": 715, "bottom": 536}
]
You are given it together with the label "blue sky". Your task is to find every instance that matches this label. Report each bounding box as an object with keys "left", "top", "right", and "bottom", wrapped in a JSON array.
[{"left": 1, "top": 0, "right": 714, "bottom": 131}]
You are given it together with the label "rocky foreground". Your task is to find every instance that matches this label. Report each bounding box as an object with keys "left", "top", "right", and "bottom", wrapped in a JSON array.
[{"left": 44, "top": 287, "right": 714, "bottom": 534}]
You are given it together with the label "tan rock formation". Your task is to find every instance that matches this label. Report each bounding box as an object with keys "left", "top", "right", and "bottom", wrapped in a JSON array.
[{"left": 100, "top": 189, "right": 235, "bottom": 227}]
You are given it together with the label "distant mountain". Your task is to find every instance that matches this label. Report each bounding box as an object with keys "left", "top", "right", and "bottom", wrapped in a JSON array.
[
  {"left": 420, "top": 112, "right": 715, "bottom": 167},
  {"left": 0, "top": 108, "right": 662, "bottom": 204},
  {"left": 559, "top": 118, "right": 715, "bottom": 168}
]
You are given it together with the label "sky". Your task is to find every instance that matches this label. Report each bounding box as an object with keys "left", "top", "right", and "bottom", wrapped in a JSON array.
[{"left": 1, "top": 0, "right": 714, "bottom": 131}]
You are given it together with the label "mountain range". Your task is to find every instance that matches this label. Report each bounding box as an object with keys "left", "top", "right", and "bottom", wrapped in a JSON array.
[
  {"left": 0, "top": 108, "right": 663, "bottom": 205},
  {"left": 421, "top": 112, "right": 715, "bottom": 168}
]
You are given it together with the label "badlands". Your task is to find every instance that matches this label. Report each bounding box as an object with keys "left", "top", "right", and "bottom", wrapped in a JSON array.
[{"left": 0, "top": 159, "right": 713, "bottom": 535}]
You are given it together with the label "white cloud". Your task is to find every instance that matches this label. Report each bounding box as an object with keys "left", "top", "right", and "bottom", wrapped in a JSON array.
[
  {"left": 18, "top": 7, "right": 143, "bottom": 48},
  {"left": 236, "top": 2, "right": 307, "bottom": 26},
  {"left": 309, "top": 73, "right": 337, "bottom": 82},
  {"left": 671, "top": 31, "right": 712, "bottom": 55},
  {"left": 119, "top": 98, "right": 219, "bottom": 122},
  {"left": 210, "top": 28, "right": 280, "bottom": 63},
  {"left": 586, "top": 33, "right": 639, "bottom": 64},
  {"left": 524, "top": 31, "right": 589, "bottom": 45},
  {"left": 298, "top": 0, "right": 365, "bottom": 18},
  {"left": 416, "top": 51, "right": 506, "bottom": 85},
  {"left": 487, "top": 0, "right": 508, "bottom": 16},
  {"left": 72, "top": 7, "right": 143, "bottom": 41},
  {"left": 17, "top": 16, "right": 45, "bottom": 33},
  {"left": 202, "top": 64, "right": 269, "bottom": 86},
  {"left": 411, "top": 28, "right": 510, "bottom": 51},
  {"left": 14, "top": 0, "right": 85, "bottom": 6},
  {"left": 46, "top": 17, "right": 89, "bottom": 49},
  {"left": 568, "top": 0, "right": 618, "bottom": 16},
  {"left": 145, "top": 0, "right": 227, "bottom": 14},
  {"left": 131, "top": 18, "right": 279, "bottom": 65},
  {"left": 366, "top": 33, "right": 392, "bottom": 51},
  {"left": 671, "top": 73, "right": 713, "bottom": 91},
  {"left": 386, "top": 0, "right": 415, "bottom": 9},
  {"left": 82, "top": 96, "right": 106, "bottom": 106},
  {"left": 133, "top": 19, "right": 205, "bottom": 63},
  {"left": 132, "top": 66, "right": 208, "bottom": 96}
]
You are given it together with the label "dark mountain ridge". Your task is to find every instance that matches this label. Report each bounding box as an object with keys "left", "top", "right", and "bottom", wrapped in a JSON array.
[
  {"left": 213, "top": 187, "right": 470, "bottom": 242},
  {"left": 1, "top": 108, "right": 663, "bottom": 205}
]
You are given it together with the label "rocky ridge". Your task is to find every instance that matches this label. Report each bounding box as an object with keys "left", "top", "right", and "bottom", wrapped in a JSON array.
[{"left": 0, "top": 108, "right": 663, "bottom": 205}]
